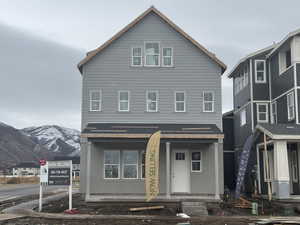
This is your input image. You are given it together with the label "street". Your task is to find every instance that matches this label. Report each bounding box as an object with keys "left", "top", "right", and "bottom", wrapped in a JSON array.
[{"left": 0, "top": 184, "right": 67, "bottom": 202}]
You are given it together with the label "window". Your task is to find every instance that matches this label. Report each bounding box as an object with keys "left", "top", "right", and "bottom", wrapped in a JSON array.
[
  {"left": 175, "top": 152, "right": 185, "bottom": 160},
  {"left": 271, "top": 101, "right": 277, "bottom": 124},
  {"left": 145, "top": 42, "right": 160, "bottom": 66},
  {"left": 287, "top": 92, "right": 295, "bottom": 120},
  {"left": 162, "top": 47, "right": 173, "bottom": 66},
  {"left": 175, "top": 91, "right": 186, "bottom": 112},
  {"left": 279, "top": 49, "right": 292, "bottom": 74},
  {"left": 132, "top": 47, "right": 142, "bottom": 66},
  {"left": 203, "top": 91, "right": 214, "bottom": 112},
  {"left": 255, "top": 60, "right": 266, "bottom": 83},
  {"left": 123, "top": 151, "right": 138, "bottom": 179},
  {"left": 191, "top": 152, "right": 202, "bottom": 172},
  {"left": 89, "top": 90, "right": 101, "bottom": 111},
  {"left": 240, "top": 109, "right": 246, "bottom": 126},
  {"left": 104, "top": 151, "right": 120, "bottom": 179},
  {"left": 257, "top": 103, "right": 268, "bottom": 123},
  {"left": 141, "top": 151, "right": 146, "bottom": 179},
  {"left": 118, "top": 91, "right": 130, "bottom": 112},
  {"left": 146, "top": 91, "right": 158, "bottom": 112}
]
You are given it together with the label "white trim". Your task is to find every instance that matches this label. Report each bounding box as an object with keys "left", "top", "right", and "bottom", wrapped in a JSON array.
[
  {"left": 118, "top": 90, "right": 130, "bottom": 112},
  {"left": 294, "top": 64, "right": 299, "bottom": 124},
  {"left": 279, "top": 64, "right": 293, "bottom": 76},
  {"left": 89, "top": 90, "right": 102, "bottom": 112},
  {"left": 250, "top": 59, "right": 255, "bottom": 131},
  {"left": 146, "top": 90, "right": 159, "bottom": 112},
  {"left": 122, "top": 150, "right": 138, "bottom": 179},
  {"left": 174, "top": 91, "right": 186, "bottom": 112},
  {"left": 256, "top": 103, "right": 269, "bottom": 123},
  {"left": 144, "top": 41, "right": 160, "bottom": 67},
  {"left": 203, "top": 91, "right": 215, "bottom": 112},
  {"left": 104, "top": 150, "right": 120, "bottom": 179},
  {"left": 287, "top": 91, "right": 295, "bottom": 121},
  {"left": 271, "top": 88, "right": 295, "bottom": 102},
  {"left": 191, "top": 151, "right": 202, "bottom": 172},
  {"left": 253, "top": 100, "right": 271, "bottom": 103},
  {"left": 254, "top": 60, "right": 266, "bottom": 83},
  {"left": 256, "top": 124, "right": 300, "bottom": 140},
  {"left": 131, "top": 46, "right": 143, "bottom": 67},
  {"left": 162, "top": 47, "right": 173, "bottom": 67}
]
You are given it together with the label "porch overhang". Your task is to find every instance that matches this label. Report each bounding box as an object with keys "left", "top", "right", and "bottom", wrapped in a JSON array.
[
  {"left": 81, "top": 123, "right": 224, "bottom": 139},
  {"left": 255, "top": 124, "right": 300, "bottom": 140}
]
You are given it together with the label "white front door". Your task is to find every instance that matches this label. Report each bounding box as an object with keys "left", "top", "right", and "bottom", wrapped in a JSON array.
[{"left": 172, "top": 150, "right": 190, "bottom": 193}]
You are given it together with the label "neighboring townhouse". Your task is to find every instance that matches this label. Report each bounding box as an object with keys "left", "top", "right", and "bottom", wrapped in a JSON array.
[
  {"left": 227, "top": 28, "right": 300, "bottom": 199},
  {"left": 78, "top": 6, "right": 226, "bottom": 201}
]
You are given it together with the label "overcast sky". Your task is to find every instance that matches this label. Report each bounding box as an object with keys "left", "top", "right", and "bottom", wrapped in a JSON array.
[{"left": 1, "top": 0, "right": 300, "bottom": 130}]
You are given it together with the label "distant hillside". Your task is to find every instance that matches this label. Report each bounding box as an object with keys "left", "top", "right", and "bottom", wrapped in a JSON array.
[
  {"left": 22, "top": 125, "right": 80, "bottom": 157},
  {"left": 0, "top": 122, "right": 51, "bottom": 170},
  {"left": 0, "top": 122, "right": 80, "bottom": 170}
]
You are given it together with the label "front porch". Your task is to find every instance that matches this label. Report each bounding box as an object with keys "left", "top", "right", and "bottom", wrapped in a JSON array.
[
  {"left": 80, "top": 123, "right": 224, "bottom": 202},
  {"left": 256, "top": 124, "right": 300, "bottom": 200}
]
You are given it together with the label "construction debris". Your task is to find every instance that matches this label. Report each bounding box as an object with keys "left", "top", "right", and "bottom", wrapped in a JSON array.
[
  {"left": 234, "top": 197, "right": 252, "bottom": 209},
  {"left": 129, "top": 205, "right": 164, "bottom": 212}
]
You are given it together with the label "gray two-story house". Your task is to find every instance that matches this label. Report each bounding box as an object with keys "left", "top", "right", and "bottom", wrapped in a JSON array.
[
  {"left": 228, "top": 28, "right": 300, "bottom": 199},
  {"left": 78, "top": 6, "right": 226, "bottom": 202}
]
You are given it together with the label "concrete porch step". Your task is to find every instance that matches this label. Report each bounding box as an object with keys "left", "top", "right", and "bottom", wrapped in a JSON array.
[{"left": 181, "top": 201, "right": 208, "bottom": 216}]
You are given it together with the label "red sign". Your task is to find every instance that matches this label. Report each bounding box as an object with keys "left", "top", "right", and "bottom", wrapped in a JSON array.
[{"left": 39, "top": 159, "right": 46, "bottom": 166}]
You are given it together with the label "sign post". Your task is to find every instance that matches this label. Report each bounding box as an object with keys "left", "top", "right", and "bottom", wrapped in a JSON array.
[{"left": 39, "top": 160, "right": 48, "bottom": 212}]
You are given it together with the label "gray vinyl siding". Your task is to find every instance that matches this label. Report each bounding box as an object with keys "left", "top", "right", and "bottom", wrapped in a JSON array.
[
  {"left": 233, "top": 103, "right": 252, "bottom": 149},
  {"left": 81, "top": 12, "right": 222, "bottom": 130},
  {"left": 270, "top": 54, "right": 294, "bottom": 99}
]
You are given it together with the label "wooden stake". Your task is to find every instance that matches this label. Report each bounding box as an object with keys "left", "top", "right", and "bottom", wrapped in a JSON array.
[{"left": 129, "top": 205, "right": 164, "bottom": 211}]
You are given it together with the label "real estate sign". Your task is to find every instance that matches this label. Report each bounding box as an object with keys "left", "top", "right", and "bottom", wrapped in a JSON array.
[{"left": 47, "top": 160, "right": 72, "bottom": 186}]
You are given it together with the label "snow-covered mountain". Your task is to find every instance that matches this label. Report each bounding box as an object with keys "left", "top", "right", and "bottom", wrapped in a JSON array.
[{"left": 22, "top": 125, "right": 80, "bottom": 157}]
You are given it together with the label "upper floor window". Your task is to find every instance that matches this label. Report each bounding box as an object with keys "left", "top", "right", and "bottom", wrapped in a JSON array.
[
  {"left": 118, "top": 91, "right": 130, "bottom": 112},
  {"left": 89, "top": 90, "right": 101, "bottom": 111},
  {"left": 131, "top": 47, "right": 142, "bottom": 66},
  {"left": 255, "top": 60, "right": 266, "bottom": 83},
  {"left": 162, "top": 47, "right": 173, "bottom": 67},
  {"left": 287, "top": 92, "right": 295, "bottom": 121},
  {"left": 145, "top": 42, "right": 160, "bottom": 66},
  {"left": 240, "top": 109, "right": 246, "bottom": 126},
  {"left": 146, "top": 91, "right": 158, "bottom": 112},
  {"left": 203, "top": 91, "right": 214, "bottom": 112},
  {"left": 257, "top": 103, "right": 268, "bottom": 123},
  {"left": 279, "top": 49, "right": 292, "bottom": 74},
  {"left": 271, "top": 101, "right": 277, "bottom": 124},
  {"left": 175, "top": 91, "right": 186, "bottom": 112}
]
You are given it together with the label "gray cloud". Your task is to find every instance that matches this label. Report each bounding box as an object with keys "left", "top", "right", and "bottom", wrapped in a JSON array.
[{"left": 0, "top": 0, "right": 300, "bottom": 129}]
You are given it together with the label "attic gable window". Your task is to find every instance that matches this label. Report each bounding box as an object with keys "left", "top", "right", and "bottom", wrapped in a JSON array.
[
  {"left": 131, "top": 47, "right": 142, "bottom": 66},
  {"left": 145, "top": 42, "right": 160, "bottom": 66},
  {"left": 255, "top": 60, "right": 266, "bottom": 83}
]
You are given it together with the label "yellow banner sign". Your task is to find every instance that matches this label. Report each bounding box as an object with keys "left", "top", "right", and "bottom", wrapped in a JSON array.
[{"left": 145, "top": 131, "right": 161, "bottom": 202}]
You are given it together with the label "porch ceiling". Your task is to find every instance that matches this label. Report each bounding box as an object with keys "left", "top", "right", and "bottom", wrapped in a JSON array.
[{"left": 81, "top": 123, "right": 223, "bottom": 139}]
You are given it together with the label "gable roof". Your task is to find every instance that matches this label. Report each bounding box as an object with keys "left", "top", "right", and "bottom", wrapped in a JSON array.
[
  {"left": 227, "top": 43, "right": 277, "bottom": 78},
  {"left": 77, "top": 6, "right": 227, "bottom": 74},
  {"left": 267, "top": 28, "right": 300, "bottom": 58}
]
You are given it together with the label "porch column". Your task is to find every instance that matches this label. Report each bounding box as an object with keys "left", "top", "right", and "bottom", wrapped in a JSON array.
[
  {"left": 85, "top": 141, "right": 92, "bottom": 201},
  {"left": 166, "top": 142, "right": 171, "bottom": 198},
  {"left": 273, "top": 140, "right": 290, "bottom": 199},
  {"left": 214, "top": 141, "right": 220, "bottom": 200}
]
